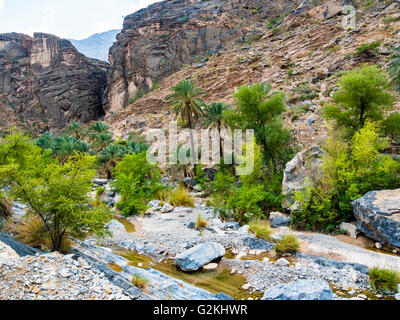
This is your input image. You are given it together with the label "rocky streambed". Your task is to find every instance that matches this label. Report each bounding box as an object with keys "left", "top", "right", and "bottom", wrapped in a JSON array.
[
  {"left": 2, "top": 192, "right": 400, "bottom": 300},
  {"left": 83, "top": 198, "right": 400, "bottom": 301}
]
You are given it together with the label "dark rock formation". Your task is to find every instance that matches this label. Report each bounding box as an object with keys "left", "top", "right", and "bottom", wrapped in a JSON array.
[
  {"left": 105, "top": 0, "right": 299, "bottom": 113},
  {"left": 0, "top": 232, "right": 41, "bottom": 257},
  {"left": 0, "top": 32, "right": 108, "bottom": 133},
  {"left": 352, "top": 189, "right": 400, "bottom": 248}
]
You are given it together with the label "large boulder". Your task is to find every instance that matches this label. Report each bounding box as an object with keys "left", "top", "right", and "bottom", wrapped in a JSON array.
[
  {"left": 352, "top": 189, "right": 400, "bottom": 248},
  {"left": 270, "top": 212, "right": 291, "bottom": 228},
  {"left": 174, "top": 242, "right": 226, "bottom": 272},
  {"left": 282, "top": 145, "right": 323, "bottom": 211},
  {"left": 262, "top": 279, "right": 334, "bottom": 300}
]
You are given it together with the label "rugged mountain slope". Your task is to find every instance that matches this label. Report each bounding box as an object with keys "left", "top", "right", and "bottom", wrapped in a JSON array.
[
  {"left": 0, "top": 33, "right": 108, "bottom": 133},
  {"left": 69, "top": 30, "right": 120, "bottom": 62},
  {"left": 105, "top": 0, "right": 400, "bottom": 148},
  {"left": 105, "top": 0, "right": 301, "bottom": 114}
]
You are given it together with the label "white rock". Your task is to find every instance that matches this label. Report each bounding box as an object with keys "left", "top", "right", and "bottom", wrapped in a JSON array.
[
  {"left": 339, "top": 222, "right": 359, "bottom": 239},
  {"left": 395, "top": 293, "right": 400, "bottom": 301},
  {"left": 242, "top": 284, "right": 251, "bottom": 290},
  {"left": 235, "top": 252, "right": 247, "bottom": 260},
  {"left": 238, "top": 225, "right": 250, "bottom": 234},
  {"left": 263, "top": 257, "right": 270, "bottom": 263},
  {"left": 275, "top": 258, "right": 290, "bottom": 267},
  {"left": 231, "top": 269, "right": 236, "bottom": 274},
  {"left": 160, "top": 203, "right": 174, "bottom": 214},
  {"left": 375, "top": 242, "right": 383, "bottom": 250},
  {"left": 203, "top": 263, "right": 218, "bottom": 271}
]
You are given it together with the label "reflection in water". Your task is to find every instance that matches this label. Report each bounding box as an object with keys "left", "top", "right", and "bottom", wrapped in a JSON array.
[{"left": 114, "top": 249, "right": 263, "bottom": 300}]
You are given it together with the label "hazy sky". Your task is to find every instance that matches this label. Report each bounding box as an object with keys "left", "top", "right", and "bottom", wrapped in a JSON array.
[{"left": 0, "top": 0, "right": 159, "bottom": 40}]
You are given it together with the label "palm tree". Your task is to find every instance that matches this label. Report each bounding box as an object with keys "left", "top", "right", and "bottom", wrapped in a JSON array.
[
  {"left": 88, "top": 121, "right": 111, "bottom": 143},
  {"left": 99, "top": 144, "right": 126, "bottom": 179},
  {"left": 67, "top": 122, "right": 85, "bottom": 140},
  {"left": 53, "top": 136, "right": 89, "bottom": 163},
  {"left": 203, "top": 102, "right": 229, "bottom": 161},
  {"left": 167, "top": 80, "right": 205, "bottom": 169},
  {"left": 92, "top": 132, "right": 114, "bottom": 152}
]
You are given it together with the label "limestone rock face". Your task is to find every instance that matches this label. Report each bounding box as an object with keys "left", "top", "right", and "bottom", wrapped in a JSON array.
[
  {"left": 352, "top": 189, "right": 400, "bottom": 248},
  {"left": 262, "top": 279, "right": 334, "bottom": 300},
  {"left": 105, "top": 0, "right": 298, "bottom": 114},
  {"left": 0, "top": 33, "right": 108, "bottom": 133},
  {"left": 282, "top": 145, "right": 323, "bottom": 211}
]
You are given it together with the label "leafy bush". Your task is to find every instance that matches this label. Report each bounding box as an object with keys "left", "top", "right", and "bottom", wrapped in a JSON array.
[
  {"left": 248, "top": 219, "right": 272, "bottom": 240},
  {"left": 274, "top": 235, "right": 300, "bottom": 256},
  {"left": 369, "top": 267, "right": 400, "bottom": 294},
  {"left": 382, "top": 113, "right": 400, "bottom": 142},
  {"left": 292, "top": 122, "right": 400, "bottom": 231},
  {"left": 169, "top": 186, "right": 195, "bottom": 208},
  {"left": 322, "top": 65, "right": 396, "bottom": 138},
  {"left": 354, "top": 41, "right": 381, "bottom": 57},
  {"left": 112, "top": 152, "right": 162, "bottom": 216}
]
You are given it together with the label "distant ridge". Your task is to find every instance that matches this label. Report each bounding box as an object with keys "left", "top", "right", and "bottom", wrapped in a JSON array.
[{"left": 69, "top": 29, "right": 120, "bottom": 62}]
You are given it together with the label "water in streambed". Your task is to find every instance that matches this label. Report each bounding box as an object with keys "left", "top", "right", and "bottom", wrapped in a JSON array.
[
  {"left": 115, "top": 217, "right": 136, "bottom": 233},
  {"left": 113, "top": 249, "right": 263, "bottom": 300}
]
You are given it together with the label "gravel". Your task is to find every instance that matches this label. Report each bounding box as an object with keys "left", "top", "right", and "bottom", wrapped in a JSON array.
[{"left": 0, "top": 251, "right": 131, "bottom": 300}]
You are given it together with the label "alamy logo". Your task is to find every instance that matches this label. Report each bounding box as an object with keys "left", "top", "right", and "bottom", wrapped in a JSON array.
[{"left": 146, "top": 122, "right": 255, "bottom": 175}]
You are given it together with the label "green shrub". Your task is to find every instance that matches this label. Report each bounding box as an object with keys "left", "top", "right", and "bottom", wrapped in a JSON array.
[
  {"left": 169, "top": 186, "right": 195, "bottom": 208},
  {"left": 112, "top": 152, "right": 162, "bottom": 216},
  {"left": 128, "top": 88, "right": 146, "bottom": 104},
  {"left": 292, "top": 122, "right": 400, "bottom": 231},
  {"left": 354, "top": 41, "right": 381, "bottom": 57},
  {"left": 249, "top": 219, "right": 272, "bottom": 240},
  {"left": 369, "top": 267, "right": 400, "bottom": 294},
  {"left": 131, "top": 274, "right": 149, "bottom": 289},
  {"left": 195, "top": 214, "right": 209, "bottom": 230},
  {"left": 382, "top": 113, "right": 400, "bottom": 142},
  {"left": 274, "top": 235, "right": 301, "bottom": 256}
]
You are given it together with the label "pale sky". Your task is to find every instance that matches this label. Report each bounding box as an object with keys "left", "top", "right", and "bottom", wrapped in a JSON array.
[{"left": 0, "top": 0, "right": 159, "bottom": 40}]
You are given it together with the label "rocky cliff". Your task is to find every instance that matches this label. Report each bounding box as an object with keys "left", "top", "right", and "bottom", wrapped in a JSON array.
[
  {"left": 105, "top": 0, "right": 300, "bottom": 114},
  {"left": 105, "top": 0, "right": 400, "bottom": 148},
  {"left": 0, "top": 32, "right": 108, "bottom": 133}
]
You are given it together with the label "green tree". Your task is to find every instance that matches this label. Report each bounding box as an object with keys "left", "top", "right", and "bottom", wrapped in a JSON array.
[
  {"left": 226, "top": 82, "right": 292, "bottom": 168},
  {"left": 322, "top": 66, "right": 396, "bottom": 138},
  {"left": 112, "top": 152, "right": 162, "bottom": 216},
  {"left": 0, "top": 133, "right": 112, "bottom": 251},
  {"left": 99, "top": 144, "right": 126, "bottom": 179},
  {"left": 167, "top": 80, "right": 205, "bottom": 167},
  {"left": 67, "top": 122, "right": 85, "bottom": 140},
  {"left": 203, "top": 102, "right": 229, "bottom": 159}
]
